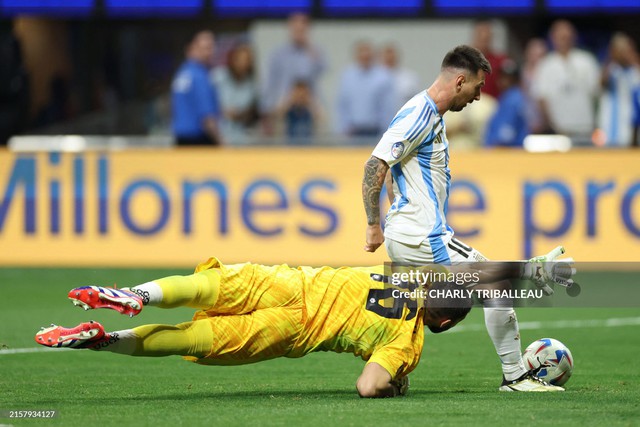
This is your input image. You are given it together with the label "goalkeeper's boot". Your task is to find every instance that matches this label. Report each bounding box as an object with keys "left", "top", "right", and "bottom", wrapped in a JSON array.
[
  {"left": 68, "top": 286, "right": 143, "bottom": 317},
  {"left": 34, "top": 321, "right": 111, "bottom": 350},
  {"left": 499, "top": 372, "right": 565, "bottom": 392}
]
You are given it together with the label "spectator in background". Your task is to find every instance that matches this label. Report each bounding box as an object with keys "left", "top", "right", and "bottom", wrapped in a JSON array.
[
  {"left": 278, "top": 80, "right": 322, "bottom": 144},
  {"left": 262, "top": 13, "right": 327, "bottom": 135},
  {"left": 171, "top": 30, "right": 223, "bottom": 146},
  {"left": 337, "top": 41, "right": 394, "bottom": 137},
  {"left": 531, "top": 20, "right": 600, "bottom": 144},
  {"left": 485, "top": 60, "right": 528, "bottom": 147},
  {"left": 380, "top": 43, "right": 420, "bottom": 112},
  {"left": 521, "top": 38, "right": 548, "bottom": 134},
  {"left": 471, "top": 20, "right": 508, "bottom": 98},
  {"left": 35, "top": 74, "right": 71, "bottom": 128},
  {"left": 211, "top": 42, "right": 259, "bottom": 145},
  {"left": 597, "top": 33, "right": 640, "bottom": 147},
  {"left": 0, "top": 27, "right": 29, "bottom": 145}
]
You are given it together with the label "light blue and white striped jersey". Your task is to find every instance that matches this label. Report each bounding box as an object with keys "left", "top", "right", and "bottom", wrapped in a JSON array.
[
  {"left": 372, "top": 90, "right": 453, "bottom": 256},
  {"left": 597, "top": 64, "right": 640, "bottom": 146}
]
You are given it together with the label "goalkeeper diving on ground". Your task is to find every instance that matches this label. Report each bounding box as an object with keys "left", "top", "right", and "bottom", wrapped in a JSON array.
[{"left": 35, "top": 248, "right": 575, "bottom": 398}]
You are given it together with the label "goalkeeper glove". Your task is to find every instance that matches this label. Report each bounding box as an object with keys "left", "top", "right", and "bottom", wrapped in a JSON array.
[{"left": 521, "top": 246, "right": 577, "bottom": 296}]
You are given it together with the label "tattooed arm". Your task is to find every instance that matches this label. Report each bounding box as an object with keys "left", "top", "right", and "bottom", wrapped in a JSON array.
[
  {"left": 362, "top": 156, "right": 390, "bottom": 252},
  {"left": 384, "top": 169, "right": 394, "bottom": 205}
]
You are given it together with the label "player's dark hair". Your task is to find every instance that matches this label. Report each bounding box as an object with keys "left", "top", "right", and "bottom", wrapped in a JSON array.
[
  {"left": 441, "top": 45, "right": 492, "bottom": 75},
  {"left": 426, "top": 281, "right": 473, "bottom": 322}
]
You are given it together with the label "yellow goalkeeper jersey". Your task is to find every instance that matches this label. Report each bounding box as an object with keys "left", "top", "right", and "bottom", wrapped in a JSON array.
[
  {"left": 192, "top": 258, "right": 425, "bottom": 379},
  {"left": 294, "top": 265, "right": 425, "bottom": 379}
]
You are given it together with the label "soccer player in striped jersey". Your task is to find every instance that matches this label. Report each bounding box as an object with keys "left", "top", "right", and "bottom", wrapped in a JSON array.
[
  {"left": 362, "top": 45, "right": 564, "bottom": 392},
  {"left": 35, "top": 257, "right": 480, "bottom": 398}
]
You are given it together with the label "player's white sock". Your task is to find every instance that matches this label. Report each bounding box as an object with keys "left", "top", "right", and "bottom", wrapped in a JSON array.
[
  {"left": 92, "top": 329, "right": 137, "bottom": 354},
  {"left": 483, "top": 305, "right": 527, "bottom": 381},
  {"left": 128, "top": 281, "right": 163, "bottom": 306}
]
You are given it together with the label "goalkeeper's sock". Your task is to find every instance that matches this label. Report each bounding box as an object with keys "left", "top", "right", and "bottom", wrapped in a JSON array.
[
  {"left": 129, "top": 282, "right": 163, "bottom": 306},
  {"left": 129, "top": 270, "right": 220, "bottom": 310},
  {"left": 483, "top": 305, "right": 527, "bottom": 381},
  {"left": 92, "top": 322, "right": 212, "bottom": 358},
  {"left": 90, "top": 328, "right": 137, "bottom": 354},
  {"left": 131, "top": 321, "right": 212, "bottom": 357}
]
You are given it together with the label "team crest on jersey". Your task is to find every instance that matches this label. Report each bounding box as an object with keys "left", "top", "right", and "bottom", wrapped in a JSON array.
[{"left": 391, "top": 142, "right": 405, "bottom": 159}]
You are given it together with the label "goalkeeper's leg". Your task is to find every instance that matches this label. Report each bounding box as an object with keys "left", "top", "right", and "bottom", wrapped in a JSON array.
[
  {"left": 35, "top": 319, "right": 214, "bottom": 358},
  {"left": 69, "top": 263, "right": 301, "bottom": 316},
  {"left": 37, "top": 305, "right": 301, "bottom": 363},
  {"left": 67, "top": 270, "right": 222, "bottom": 316},
  {"left": 129, "top": 270, "right": 221, "bottom": 310},
  {"left": 107, "top": 321, "right": 215, "bottom": 357}
]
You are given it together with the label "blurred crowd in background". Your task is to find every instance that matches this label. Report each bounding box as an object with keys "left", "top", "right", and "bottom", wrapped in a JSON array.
[{"left": 1, "top": 13, "right": 639, "bottom": 148}]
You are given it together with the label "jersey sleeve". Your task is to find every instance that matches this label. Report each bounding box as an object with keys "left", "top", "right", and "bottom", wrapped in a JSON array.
[
  {"left": 371, "top": 102, "right": 436, "bottom": 167},
  {"left": 367, "top": 343, "right": 410, "bottom": 380}
]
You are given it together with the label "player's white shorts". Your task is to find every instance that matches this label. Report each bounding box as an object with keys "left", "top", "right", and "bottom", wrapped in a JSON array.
[{"left": 385, "top": 235, "right": 488, "bottom": 264}]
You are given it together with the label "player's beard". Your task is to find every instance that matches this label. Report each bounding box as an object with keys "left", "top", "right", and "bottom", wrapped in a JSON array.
[{"left": 451, "top": 97, "right": 475, "bottom": 112}]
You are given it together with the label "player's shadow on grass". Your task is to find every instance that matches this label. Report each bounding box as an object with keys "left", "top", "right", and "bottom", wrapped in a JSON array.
[
  {"left": 191, "top": 389, "right": 479, "bottom": 398},
  {"left": 25, "top": 389, "right": 354, "bottom": 405},
  {"left": 26, "top": 388, "right": 479, "bottom": 405}
]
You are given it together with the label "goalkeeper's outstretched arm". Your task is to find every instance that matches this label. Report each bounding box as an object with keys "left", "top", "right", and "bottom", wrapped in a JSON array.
[{"left": 447, "top": 246, "right": 576, "bottom": 294}]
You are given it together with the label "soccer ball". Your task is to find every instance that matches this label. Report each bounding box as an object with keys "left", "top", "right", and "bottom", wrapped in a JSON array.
[{"left": 523, "top": 338, "right": 574, "bottom": 386}]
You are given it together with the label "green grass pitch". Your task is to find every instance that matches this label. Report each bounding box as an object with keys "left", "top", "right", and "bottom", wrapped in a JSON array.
[{"left": 1, "top": 267, "right": 639, "bottom": 426}]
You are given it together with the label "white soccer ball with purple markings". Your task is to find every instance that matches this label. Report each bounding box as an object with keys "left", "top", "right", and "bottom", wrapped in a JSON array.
[{"left": 523, "top": 338, "right": 574, "bottom": 386}]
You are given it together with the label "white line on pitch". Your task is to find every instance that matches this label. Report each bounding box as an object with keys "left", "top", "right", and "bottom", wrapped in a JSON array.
[
  {"left": 449, "top": 316, "right": 640, "bottom": 333},
  {"left": 0, "top": 347, "right": 72, "bottom": 355}
]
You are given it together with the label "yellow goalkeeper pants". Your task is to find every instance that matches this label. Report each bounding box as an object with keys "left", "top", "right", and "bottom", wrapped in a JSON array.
[{"left": 131, "top": 257, "right": 304, "bottom": 365}]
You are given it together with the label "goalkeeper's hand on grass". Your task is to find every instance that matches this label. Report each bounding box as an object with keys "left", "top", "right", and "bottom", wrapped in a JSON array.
[{"left": 521, "top": 246, "right": 577, "bottom": 296}]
